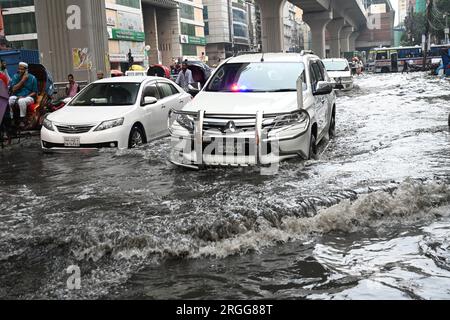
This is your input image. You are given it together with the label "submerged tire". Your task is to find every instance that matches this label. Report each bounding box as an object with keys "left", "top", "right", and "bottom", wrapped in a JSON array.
[
  {"left": 128, "top": 125, "right": 145, "bottom": 149},
  {"left": 308, "top": 133, "right": 318, "bottom": 160},
  {"left": 329, "top": 111, "right": 336, "bottom": 140}
]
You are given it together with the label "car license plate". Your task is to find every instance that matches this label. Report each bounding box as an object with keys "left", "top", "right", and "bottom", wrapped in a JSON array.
[
  {"left": 64, "top": 137, "right": 80, "bottom": 147},
  {"left": 217, "top": 140, "right": 244, "bottom": 154}
]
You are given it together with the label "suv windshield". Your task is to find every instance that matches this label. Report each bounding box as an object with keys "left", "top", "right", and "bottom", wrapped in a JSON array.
[
  {"left": 205, "top": 62, "right": 305, "bottom": 93},
  {"left": 323, "top": 60, "right": 349, "bottom": 72},
  {"left": 70, "top": 83, "right": 141, "bottom": 106}
]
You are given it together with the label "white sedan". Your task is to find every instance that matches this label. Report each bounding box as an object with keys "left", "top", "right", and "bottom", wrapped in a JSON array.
[{"left": 41, "top": 76, "right": 191, "bottom": 150}]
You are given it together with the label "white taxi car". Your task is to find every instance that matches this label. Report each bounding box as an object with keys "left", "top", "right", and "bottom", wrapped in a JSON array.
[
  {"left": 169, "top": 52, "right": 337, "bottom": 169},
  {"left": 41, "top": 76, "right": 191, "bottom": 150},
  {"left": 322, "top": 58, "right": 354, "bottom": 91}
]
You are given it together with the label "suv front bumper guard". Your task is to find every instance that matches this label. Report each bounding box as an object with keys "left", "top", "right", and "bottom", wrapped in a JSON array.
[{"left": 169, "top": 109, "right": 311, "bottom": 168}]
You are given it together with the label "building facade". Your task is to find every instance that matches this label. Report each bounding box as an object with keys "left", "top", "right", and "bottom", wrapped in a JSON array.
[
  {"left": 141, "top": 0, "right": 206, "bottom": 67},
  {"left": 203, "top": 0, "right": 259, "bottom": 65},
  {"left": 0, "top": 0, "right": 38, "bottom": 50},
  {"left": 356, "top": 0, "right": 395, "bottom": 51},
  {"left": 398, "top": 0, "right": 408, "bottom": 25},
  {"left": 1, "top": 0, "right": 207, "bottom": 71},
  {"left": 105, "top": 0, "right": 146, "bottom": 71},
  {"left": 415, "top": 0, "right": 426, "bottom": 13}
]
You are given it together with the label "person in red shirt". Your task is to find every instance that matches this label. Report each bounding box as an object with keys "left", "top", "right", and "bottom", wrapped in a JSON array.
[{"left": 0, "top": 72, "right": 8, "bottom": 87}]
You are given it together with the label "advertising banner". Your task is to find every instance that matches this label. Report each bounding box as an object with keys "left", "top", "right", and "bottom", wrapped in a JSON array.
[{"left": 72, "top": 48, "right": 91, "bottom": 70}]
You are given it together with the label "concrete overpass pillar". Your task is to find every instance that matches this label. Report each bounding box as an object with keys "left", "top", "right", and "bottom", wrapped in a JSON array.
[
  {"left": 327, "top": 18, "right": 346, "bottom": 58},
  {"left": 303, "top": 11, "right": 333, "bottom": 58},
  {"left": 256, "top": 0, "right": 286, "bottom": 52},
  {"left": 143, "top": 6, "right": 159, "bottom": 65},
  {"left": 340, "top": 26, "right": 354, "bottom": 53},
  {"left": 349, "top": 31, "right": 360, "bottom": 52},
  {"left": 35, "top": 0, "right": 109, "bottom": 83}
]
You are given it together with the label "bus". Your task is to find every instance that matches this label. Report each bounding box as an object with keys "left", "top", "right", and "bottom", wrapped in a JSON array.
[{"left": 367, "top": 44, "right": 450, "bottom": 73}]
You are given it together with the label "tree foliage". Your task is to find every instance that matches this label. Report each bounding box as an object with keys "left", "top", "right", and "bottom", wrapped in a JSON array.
[{"left": 402, "top": 0, "right": 450, "bottom": 46}]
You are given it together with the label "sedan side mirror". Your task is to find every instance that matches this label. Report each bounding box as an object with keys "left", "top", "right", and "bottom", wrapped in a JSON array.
[
  {"left": 142, "top": 96, "right": 158, "bottom": 106},
  {"left": 314, "top": 81, "right": 333, "bottom": 95},
  {"left": 63, "top": 97, "right": 72, "bottom": 104}
]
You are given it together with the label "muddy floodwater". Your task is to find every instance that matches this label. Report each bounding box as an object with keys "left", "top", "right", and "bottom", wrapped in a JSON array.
[{"left": 0, "top": 72, "right": 449, "bottom": 300}]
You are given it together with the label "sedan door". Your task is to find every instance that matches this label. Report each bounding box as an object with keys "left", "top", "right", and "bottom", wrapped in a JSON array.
[
  {"left": 140, "top": 82, "right": 167, "bottom": 140},
  {"left": 156, "top": 81, "right": 187, "bottom": 136}
]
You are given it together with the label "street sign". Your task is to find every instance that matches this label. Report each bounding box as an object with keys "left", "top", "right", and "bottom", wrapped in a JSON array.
[{"left": 445, "top": 28, "right": 449, "bottom": 34}]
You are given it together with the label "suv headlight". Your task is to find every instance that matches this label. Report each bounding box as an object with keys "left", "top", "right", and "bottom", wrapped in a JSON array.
[
  {"left": 169, "top": 111, "right": 195, "bottom": 133},
  {"left": 43, "top": 117, "right": 54, "bottom": 131},
  {"left": 94, "top": 118, "right": 124, "bottom": 132},
  {"left": 272, "top": 110, "right": 309, "bottom": 131}
]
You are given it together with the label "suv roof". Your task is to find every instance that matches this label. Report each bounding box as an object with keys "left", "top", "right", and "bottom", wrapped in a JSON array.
[{"left": 225, "top": 52, "right": 319, "bottom": 64}]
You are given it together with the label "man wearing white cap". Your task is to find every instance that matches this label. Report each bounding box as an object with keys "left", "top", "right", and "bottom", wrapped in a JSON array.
[{"left": 8, "top": 62, "right": 38, "bottom": 128}]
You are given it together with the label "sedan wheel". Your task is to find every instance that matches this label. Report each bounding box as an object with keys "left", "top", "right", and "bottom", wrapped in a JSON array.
[
  {"left": 129, "top": 126, "right": 145, "bottom": 149},
  {"left": 308, "top": 134, "right": 318, "bottom": 160}
]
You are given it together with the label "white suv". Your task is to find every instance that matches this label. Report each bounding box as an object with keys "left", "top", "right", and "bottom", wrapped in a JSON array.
[{"left": 169, "top": 52, "right": 336, "bottom": 169}]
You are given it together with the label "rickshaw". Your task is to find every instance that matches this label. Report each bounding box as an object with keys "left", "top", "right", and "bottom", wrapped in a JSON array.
[{"left": 10, "top": 64, "right": 55, "bottom": 131}]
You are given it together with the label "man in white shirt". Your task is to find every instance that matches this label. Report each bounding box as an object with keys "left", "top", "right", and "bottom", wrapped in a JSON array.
[{"left": 176, "top": 62, "right": 194, "bottom": 92}]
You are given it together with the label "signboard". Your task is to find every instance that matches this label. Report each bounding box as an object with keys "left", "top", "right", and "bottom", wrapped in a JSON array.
[
  {"left": 111, "top": 28, "right": 145, "bottom": 42},
  {"left": 109, "top": 53, "right": 127, "bottom": 62},
  {"left": 180, "top": 35, "right": 206, "bottom": 46},
  {"left": 117, "top": 11, "right": 143, "bottom": 32},
  {"left": 106, "top": 10, "right": 117, "bottom": 26}
]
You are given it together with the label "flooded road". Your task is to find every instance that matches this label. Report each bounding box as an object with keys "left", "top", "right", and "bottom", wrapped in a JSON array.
[{"left": 0, "top": 72, "right": 449, "bottom": 300}]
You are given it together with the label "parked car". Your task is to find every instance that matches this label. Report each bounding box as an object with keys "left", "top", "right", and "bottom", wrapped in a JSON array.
[
  {"left": 169, "top": 52, "right": 336, "bottom": 169},
  {"left": 322, "top": 58, "right": 354, "bottom": 91},
  {"left": 41, "top": 76, "right": 191, "bottom": 150}
]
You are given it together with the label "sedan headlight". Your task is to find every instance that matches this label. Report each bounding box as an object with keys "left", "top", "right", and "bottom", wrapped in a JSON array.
[
  {"left": 94, "top": 118, "right": 124, "bottom": 132},
  {"left": 272, "top": 110, "right": 309, "bottom": 131},
  {"left": 43, "top": 117, "right": 54, "bottom": 131}
]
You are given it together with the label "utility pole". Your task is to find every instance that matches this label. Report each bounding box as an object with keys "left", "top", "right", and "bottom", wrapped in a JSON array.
[
  {"left": 422, "top": 0, "right": 433, "bottom": 70},
  {"left": 445, "top": 14, "right": 449, "bottom": 44}
]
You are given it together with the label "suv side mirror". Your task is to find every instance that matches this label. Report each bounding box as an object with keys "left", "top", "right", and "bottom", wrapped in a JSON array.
[
  {"left": 142, "top": 96, "right": 158, "bottom": 106},
  {"left": 188, "top": 82, "right": 202, "bottom": 96},
  {"left": 314, "top": 81, "right": 333, "bottom": 95}
]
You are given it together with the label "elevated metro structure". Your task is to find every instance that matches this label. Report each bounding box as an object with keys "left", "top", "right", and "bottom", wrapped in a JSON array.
[{"left": 256, "top": 0, "right": 368, "bottom": 57}]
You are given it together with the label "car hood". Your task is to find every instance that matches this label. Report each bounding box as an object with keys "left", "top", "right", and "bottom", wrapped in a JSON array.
[
  {"left": 47, "top": 106, "right": 133, "bottom": 124},
  {"left": 327, "top": 71, "right": 352, "bottom": 78},
  {"left": 182, "top": 92, "right": 301, "bottom": 115}
]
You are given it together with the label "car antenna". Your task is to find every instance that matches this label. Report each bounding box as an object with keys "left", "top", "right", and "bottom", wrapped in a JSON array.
[{"left": 261, "top": 52, "right": 265, "bottom": 63}]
